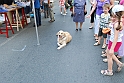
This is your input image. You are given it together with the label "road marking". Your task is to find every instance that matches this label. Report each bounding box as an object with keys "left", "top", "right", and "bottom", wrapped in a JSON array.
[{"left": 12, "top": 45, "right": 26, "bottom": 51}]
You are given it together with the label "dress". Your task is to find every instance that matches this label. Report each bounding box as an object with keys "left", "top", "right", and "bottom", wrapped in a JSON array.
[{"left": 73, "top": 0, "right": 86, "bottom": 22}]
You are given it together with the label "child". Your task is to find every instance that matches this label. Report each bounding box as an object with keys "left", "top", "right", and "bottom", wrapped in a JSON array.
[
  {"left": 94, "top": 3, "right": 110, "bottom": 49},
  {"left": 59, "top": 0, "right": 67, "bottom": 15},
  {"left": 101, "top": 14, "right": 117, "bottom": 62},
  {"left": 101, "top": 5, "right": 124, "bottom": 76}
]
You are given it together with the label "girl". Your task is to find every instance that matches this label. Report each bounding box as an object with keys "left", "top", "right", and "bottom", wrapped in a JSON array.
[
  {"left": 59, "top": 0, "right": 67, "bottom": 15},
  {"left": 101, "top": 5, "right": 124, "bottom": 76}
]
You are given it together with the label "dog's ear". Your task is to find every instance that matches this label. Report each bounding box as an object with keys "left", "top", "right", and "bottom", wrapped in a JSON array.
[
  {"left": 56, "top": 30, "right": 63, "bottom": 36},
  {"left": 56, "top": 31, "right": 59, "bottom": 36}
]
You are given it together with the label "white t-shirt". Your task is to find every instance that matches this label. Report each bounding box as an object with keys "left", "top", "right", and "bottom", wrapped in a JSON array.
[{"left": 109, "top": 23, "right": 123, "bottom": 42}]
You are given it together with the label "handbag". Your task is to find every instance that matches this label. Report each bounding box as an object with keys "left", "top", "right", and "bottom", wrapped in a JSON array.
[
  {"left": 84, "top": 11, "right": 87, "bottom": 15},
  {"left": 102, "top": 28, "right": 111, "bottom": 34}
]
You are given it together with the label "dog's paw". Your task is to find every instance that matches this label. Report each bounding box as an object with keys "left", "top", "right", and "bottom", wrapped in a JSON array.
[{"left": 57, "top": 47, "right": 61, "bottom": 50}]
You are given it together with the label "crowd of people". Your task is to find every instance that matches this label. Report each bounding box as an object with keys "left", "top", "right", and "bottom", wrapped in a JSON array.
[
  {"left": 1, "top": 0, "right": 123, "bottom": 76},
  {"left": 87, "top": 0, "right": 124, "bottom": 76},
  {"left": 30, "top": 0, "right": 124, "bottom": 76}
]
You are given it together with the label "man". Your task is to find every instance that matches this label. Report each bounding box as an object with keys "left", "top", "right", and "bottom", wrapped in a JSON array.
[
  {"left": 44, "top": 0, "right": 49, "bottom": 18},
  {"left": 34, "top": 0, "right": 41, "bottom": 27},
  {"left": 48, "top": 0, "right": 55, "bottom": 22}
]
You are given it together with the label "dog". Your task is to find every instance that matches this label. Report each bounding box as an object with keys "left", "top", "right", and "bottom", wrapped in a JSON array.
[{"left": 56, "top": 30, "right": 72, "bottom": 49}]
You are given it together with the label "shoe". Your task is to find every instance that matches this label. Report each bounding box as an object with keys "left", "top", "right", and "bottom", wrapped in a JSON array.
[
  {"left": 71, "top": 13, "right": 73, "bottom": 17},
  {"left": 79, "top": 28, "right": 81, "bottom": 31},
  {"left": 102, "top": 44, "right": 106, "bottom": 49},
  {"left": 89, "top": 26, "right": 93, "bottom": 29},
  {"left": 33, "top": 24, "right": 39, "bottom": 27},
  {"left": 94, "top": 42, "right": 100, "bottom": 46},
  {"left": 95, "top": 39, "right": 98, "bottom": 42},
  {"left": 103, "top": 58, "right": 108, "bottom": 62},
  {"left": 117, "top": 63, "right": 124, "bottom": 72},
  {"left": 101, "top": 54, "right": 107, "bottom": 57},
  {"left": 61, "top": 12, "right": 62, "bottom": 15},
  {"left": 48, "top": 20, "right": 55, "bottom": 23},
  {"left": 102, "top": 50, "right": 106, "bottom": 54},
  {"left": 63, "top": 13, "right": 66, "bottom": 15},
  {"left": 101, "top": 70, "right": 113, "bottom": 76},
  {"left": 76, "top": 29, "right": 78, "bottom": 31}
]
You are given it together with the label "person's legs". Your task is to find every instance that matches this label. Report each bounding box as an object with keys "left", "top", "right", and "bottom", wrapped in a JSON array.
[
  {"left": 75, "top": 22, "right": 78, "bottom": 31},
  {"left": 34, "top": 8, "right": 39, "bottom": 26},
  {"left": 48, "top": 3, "right": 55, "bottom": 22},
  {"left": 38, "top": 8, "right": 41, "bottom": 25},
  {"left": 90, "top": 6, "right": 94, "bottom": 29},
  {"left": 94, "top": 36, "right": 101, "bottom": 46},
  {"left": 107, "top": 49, "right": 113, "bottom": 72},
  {"left": 60, "top": 7, "right": 62, "bottom": 14},
  {"left": 44, "top": 3, "right": 47, "bottom": 18},
  {"left": 94, "top": 15, "right": 100, "bottom": 39},
  {"left": 79, "top": 22, "right": 83, "bottom": 30}
]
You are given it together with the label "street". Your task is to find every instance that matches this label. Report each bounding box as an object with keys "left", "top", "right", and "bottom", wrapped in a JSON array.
[{"left": 0, "top": 0, "right": 124, "bottom": 83}]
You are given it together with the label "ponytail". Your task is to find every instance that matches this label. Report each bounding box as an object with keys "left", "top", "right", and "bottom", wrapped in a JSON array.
[{"left": 116, "top": 11, "right": 123, "bottom": 30}]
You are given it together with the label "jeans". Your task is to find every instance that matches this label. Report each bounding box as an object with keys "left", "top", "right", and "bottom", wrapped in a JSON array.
[
  {"left": 94, "top": 14, "right": 100, "bottom": 35},
  {"left": 35, "top": 8, "right": 41, "bottom": 26}
]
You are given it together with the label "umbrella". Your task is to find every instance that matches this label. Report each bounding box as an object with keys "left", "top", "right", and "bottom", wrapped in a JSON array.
[{"left": 32, "top": 0, "right": 40, "bottom": 45}]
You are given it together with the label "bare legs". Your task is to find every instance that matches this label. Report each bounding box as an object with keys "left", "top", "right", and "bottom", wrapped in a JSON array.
[
  {"left": 75, "top": 22, "right": 83, "bottom": 31},
  {"left": 106, "top": 49, "right": 123, "bottom": 73}
]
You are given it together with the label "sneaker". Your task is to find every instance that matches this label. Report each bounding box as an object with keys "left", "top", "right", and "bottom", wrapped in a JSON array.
[
  {"left": 61, "top": 12, "right": 62, "bottom": 15},
  {"left": 63, "top": 13, "right": 66, "bottom": 15}
]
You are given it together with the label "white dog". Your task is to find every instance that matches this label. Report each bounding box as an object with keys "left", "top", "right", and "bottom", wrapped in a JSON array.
[{"left": 56, "top": 30, "right": 72, "bottom": 49}]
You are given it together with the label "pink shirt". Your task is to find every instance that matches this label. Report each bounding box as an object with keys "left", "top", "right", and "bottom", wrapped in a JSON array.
[{"left": 120, "top": 0, "right": 124, "bottom": 5}]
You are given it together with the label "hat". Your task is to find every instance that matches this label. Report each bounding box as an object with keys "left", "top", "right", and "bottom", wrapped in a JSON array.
[{"left": 112, "top": 5, "right": 124, "bottom": 14}]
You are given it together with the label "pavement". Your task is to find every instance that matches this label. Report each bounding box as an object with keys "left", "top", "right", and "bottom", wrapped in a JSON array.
[{"left": 0, "top": 0, "right": 124, "bottom": 83}]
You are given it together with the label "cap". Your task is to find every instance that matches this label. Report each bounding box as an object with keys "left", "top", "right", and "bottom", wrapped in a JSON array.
[{"left": 112, "top": 5, "right": 124, "bottom": 14}]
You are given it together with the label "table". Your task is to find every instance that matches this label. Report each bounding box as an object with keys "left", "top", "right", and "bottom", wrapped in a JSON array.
[{"left": 0, "top": 6, "right": 27, "bottom": 38}]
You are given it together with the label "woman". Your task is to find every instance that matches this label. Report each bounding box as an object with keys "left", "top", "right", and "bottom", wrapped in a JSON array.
[
  {"left": 89, "top": 0, "right": 96, "bottom": 29},
  {"left": 87, "top": 0, "right": 114, "bottom": 40},
  {"left": 73, "top": 0, "right": 87, "bottom": 31}
]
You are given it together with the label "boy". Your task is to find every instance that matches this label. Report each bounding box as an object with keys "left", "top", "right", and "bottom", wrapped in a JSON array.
[{"left": 94, "top": 3, "right": 110, "bottom": 49}]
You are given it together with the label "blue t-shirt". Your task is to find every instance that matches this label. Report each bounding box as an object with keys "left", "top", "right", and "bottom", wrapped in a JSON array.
[{"left": 34, "top": 0, "right": 40, "bottom": 8}]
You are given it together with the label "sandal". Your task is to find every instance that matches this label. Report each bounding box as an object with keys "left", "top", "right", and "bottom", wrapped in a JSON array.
[
  {"left": 102, "top": 44, "right": 106, "bottom": 49},
  {"left": 103, "top": 58, "right": 108, "bottom": 63},
  {"left": 117, "top": 63, "right": 124, "bottom": 72},
  {"left": 102, "top": 50, "right": 106, "bottom": 54},
  {"left": 94, "top": 42, "right": 100, "bottom": 46},
  {"left": 48, "top": 20, "right": 55, "bottom": 23},
  {"left": 101, "top": 54, "right": 107, "bottom": 57},
  {"left": 101, "top": 70, "right": 113, "bottom": 76},
  {"left": 116, "top": 56, "right": 122, "bottom": 59},
  {"left": 95, "top": 39, "right": 98, "bottom": 42}
]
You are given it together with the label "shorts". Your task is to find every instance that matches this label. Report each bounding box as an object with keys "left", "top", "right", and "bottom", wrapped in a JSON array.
[
  {"left": 108, "top": 41, "right": 122, "bottom": 52},
  {"left": 98, "top": 28, "right": 107, "bottom": 38}
]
